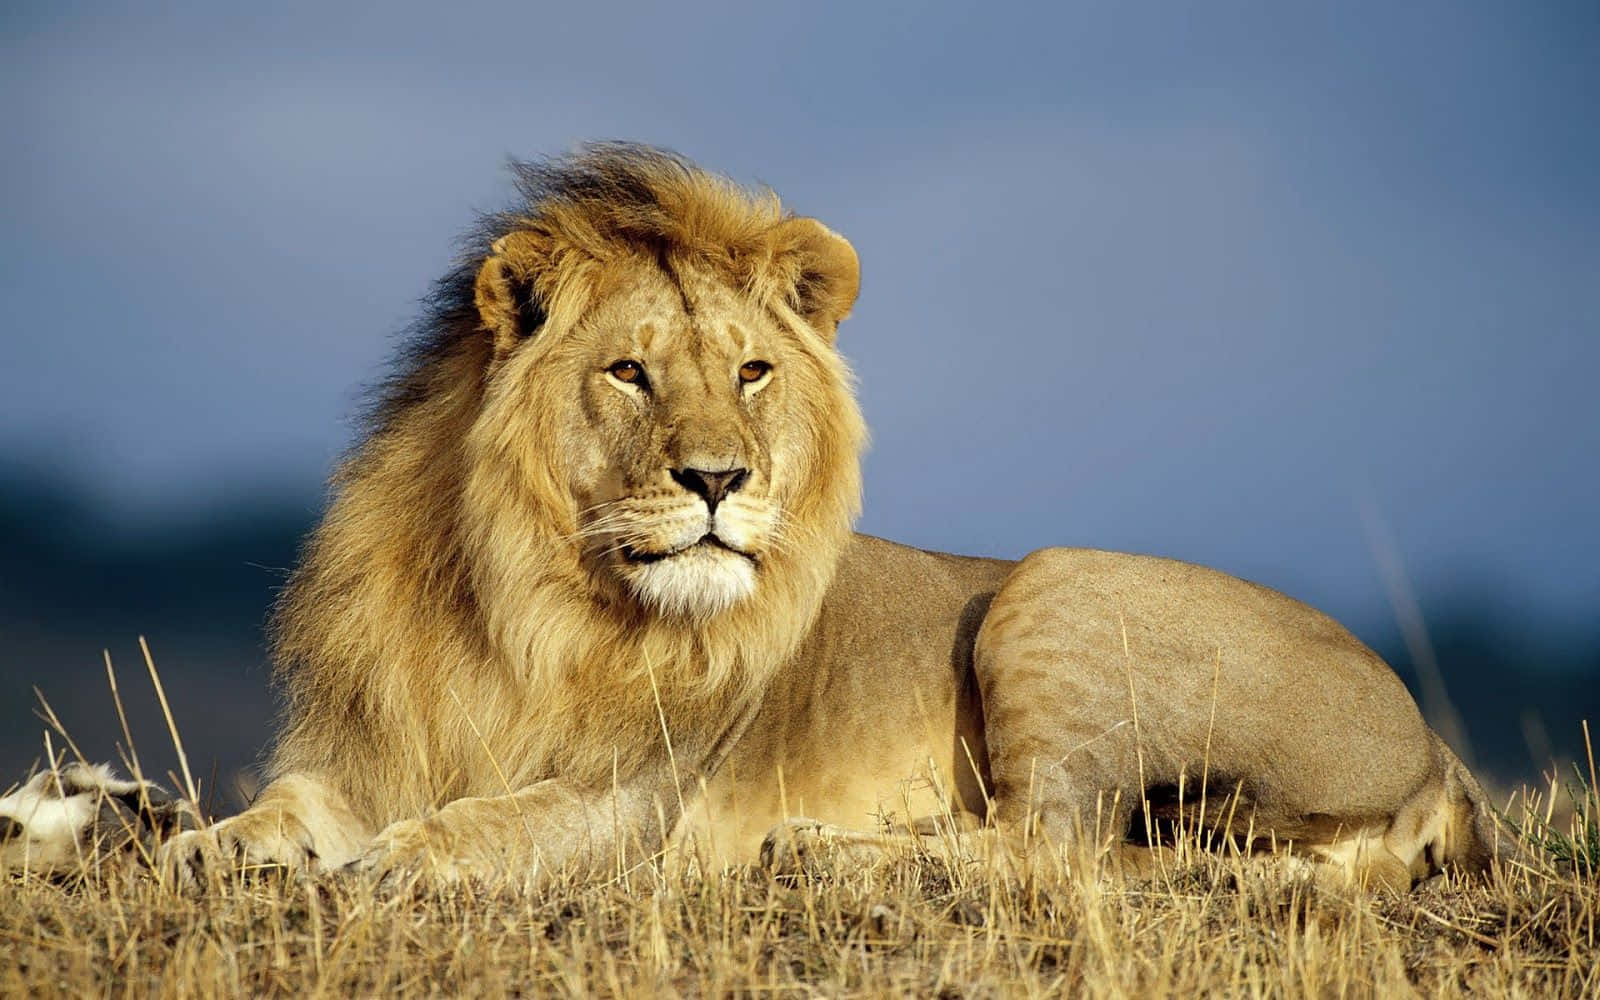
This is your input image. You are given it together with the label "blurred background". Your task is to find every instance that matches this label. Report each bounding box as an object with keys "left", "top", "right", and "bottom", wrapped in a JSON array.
[{"left": 2, "top": 1, "right": 1595, "bottom": 805}]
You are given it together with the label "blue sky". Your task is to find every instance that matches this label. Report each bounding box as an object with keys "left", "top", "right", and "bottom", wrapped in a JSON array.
[{"left": 3, "top": 1, "right": 1596, "bottom": 637}]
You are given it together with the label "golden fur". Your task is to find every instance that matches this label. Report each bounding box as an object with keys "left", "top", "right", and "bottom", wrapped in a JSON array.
[
  {"left": 160, "top": 145, "right": 1499, "bottom": 891},
  {"left": 273, "top": 150, "right": 861, "bottom": 815}
]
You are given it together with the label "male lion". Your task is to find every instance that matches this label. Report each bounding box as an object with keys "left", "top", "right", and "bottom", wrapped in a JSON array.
[{"left": 159, "top": 144, "right": 1498, "bottom": 892}]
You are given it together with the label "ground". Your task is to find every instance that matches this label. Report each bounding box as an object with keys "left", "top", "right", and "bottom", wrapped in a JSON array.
[{"left": 2, "top": 831, "right": 1596, "bottom": 998}]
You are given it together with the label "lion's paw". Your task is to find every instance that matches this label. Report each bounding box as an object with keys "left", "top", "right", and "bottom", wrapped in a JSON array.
[
  {"left": 157, "top": 809, "right": 316, "bottom": 890},
  {"left": 759, "top": 817, "right": 847, "bottom": 879},
  {"left": 345, "top": 816, "right": 468, "bottom": 889}
]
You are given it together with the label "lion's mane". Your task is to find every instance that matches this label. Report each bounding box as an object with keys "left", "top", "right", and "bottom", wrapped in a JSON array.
[{"left": 268, "top": 145, "right": 866, "bottom": 825}]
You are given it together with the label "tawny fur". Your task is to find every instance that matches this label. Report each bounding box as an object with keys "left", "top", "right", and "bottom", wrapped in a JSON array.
[
  {"left": 158, "top": 145, "right": 1500, "bottom": 891},
  {"left": 270, "top": 148, "right": 862, "bottom": 826}
]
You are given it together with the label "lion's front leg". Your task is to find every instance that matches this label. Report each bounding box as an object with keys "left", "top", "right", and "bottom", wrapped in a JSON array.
[
  {"left": 158, "top": 773, "right": 371, "bottom": 886},
  {"left": 350, "top": 779, "right": 655, "bottom": 889}
]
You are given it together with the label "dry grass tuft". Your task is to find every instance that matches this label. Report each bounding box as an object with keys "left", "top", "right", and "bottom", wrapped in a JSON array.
[
  {"left": 3, "top": 818, "right": 1597, "bottom": 997},
  {"left": 6, "top": 667, "right": 1597, "bottom": 997}
]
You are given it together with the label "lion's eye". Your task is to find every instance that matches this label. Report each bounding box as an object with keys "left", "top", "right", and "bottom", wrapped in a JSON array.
[
  {"left": 607, "top": 360, "right": 647, "bottom": 386},
  {"left": 739, "top": 361, "right": 772, "bottom": 384}
]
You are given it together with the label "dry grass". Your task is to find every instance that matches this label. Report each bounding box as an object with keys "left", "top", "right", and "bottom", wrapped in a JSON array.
[
  {"left": 5, "top": 665, "right": 1597, "bottom": 997},
  {"left": 2, "top": 812, "right": 1597, "bottom": 998}
]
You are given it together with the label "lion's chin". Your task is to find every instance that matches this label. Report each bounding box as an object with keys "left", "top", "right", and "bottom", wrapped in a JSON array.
[{"left": 623, "top": 545, "right": 758, "bottom": 620}]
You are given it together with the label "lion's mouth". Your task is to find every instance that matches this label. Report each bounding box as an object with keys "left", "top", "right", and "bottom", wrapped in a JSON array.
[{"left": 622, "top": 534, "right": 756, "bottom": 565}]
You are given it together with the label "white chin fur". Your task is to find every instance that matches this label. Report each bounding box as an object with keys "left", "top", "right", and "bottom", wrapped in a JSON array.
[{"left": 626, "top": 546, "right": 756, "bottom": 619}]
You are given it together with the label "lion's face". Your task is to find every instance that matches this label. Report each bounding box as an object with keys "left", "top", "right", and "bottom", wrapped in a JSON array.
[
  {"left": 563, "top": 263, "right": 819, "bottom": 617},
  {"left": 470, "top": 232, "right": 863, "bottom": 624}
]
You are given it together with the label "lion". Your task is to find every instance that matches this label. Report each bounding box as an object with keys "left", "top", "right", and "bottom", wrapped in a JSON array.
[{"left": 156, "top": 144, "right": 1500, "bottom": 892}]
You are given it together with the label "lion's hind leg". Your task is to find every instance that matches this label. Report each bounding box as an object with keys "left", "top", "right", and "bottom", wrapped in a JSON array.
[
  {"left": 756, "top": 811, "right": 1200, "bottom": 888},
  {"left": 1304, "top": 745, "right": 1502, "bottom": 893}
]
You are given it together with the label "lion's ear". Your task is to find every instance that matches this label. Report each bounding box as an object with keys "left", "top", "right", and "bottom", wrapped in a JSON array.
[
  {"left": 771, "top": 218, "right": 860, "bottom": 340},
  {"left": 474, "top": 231, "right": 551, "bottom": 356}
]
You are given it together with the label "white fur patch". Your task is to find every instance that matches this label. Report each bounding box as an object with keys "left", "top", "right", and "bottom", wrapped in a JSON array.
[
  {"left": 0, "top": 763, "right": 190, "bottom": 876},
  {"left": 0, "top": 766, "right": 110, "bottom": 873},
  {"left": 626, "top": 543, "right": 757, "bottom": 618},
  {"left": 707, "top": 495, "right": 773, "bottom": 555},
  {"left": 606, "top": 492, "right": 773, "bottom": 619}
]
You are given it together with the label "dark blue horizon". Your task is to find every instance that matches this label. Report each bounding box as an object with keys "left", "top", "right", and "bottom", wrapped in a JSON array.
[{"left": 3, "top": 3, "right": 1596, "bottom": 660}]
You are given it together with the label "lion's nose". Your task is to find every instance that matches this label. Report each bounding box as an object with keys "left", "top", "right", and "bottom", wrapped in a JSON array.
[{"left": 671, "top": 467, "right": 749, "bottom": 513}]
